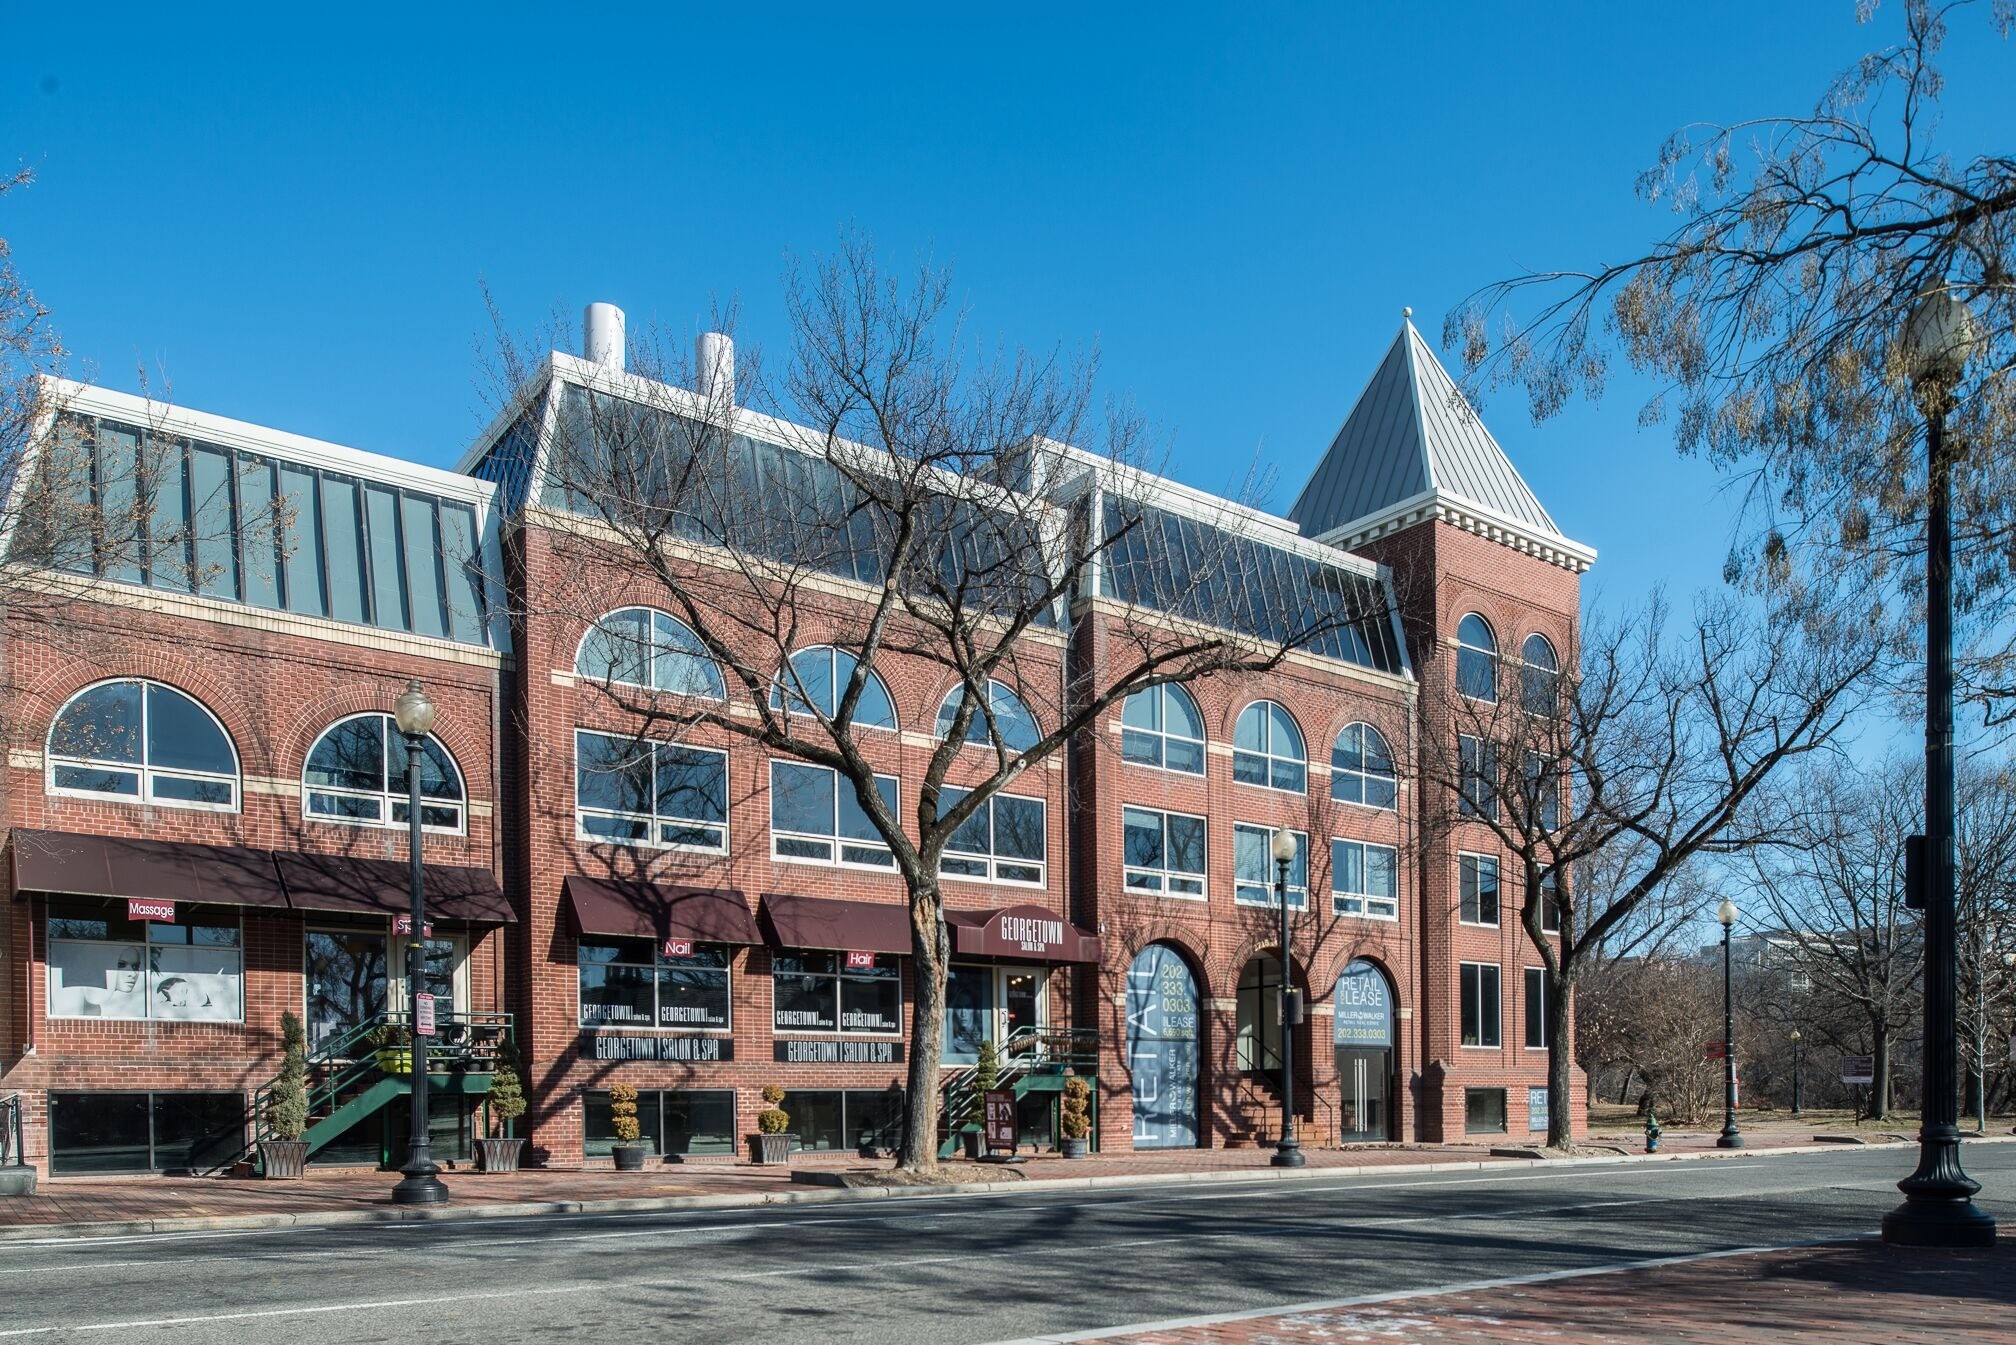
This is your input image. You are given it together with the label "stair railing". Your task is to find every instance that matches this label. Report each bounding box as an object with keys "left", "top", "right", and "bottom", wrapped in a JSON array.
[{"left": 940, "top": 1026, "right": 1100, "bottom": 1137}]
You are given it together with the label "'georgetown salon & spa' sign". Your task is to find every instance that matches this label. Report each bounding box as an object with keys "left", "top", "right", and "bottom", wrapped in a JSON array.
[{"left": 580, "top": 1032, "right": 734, "bottom": 1062}]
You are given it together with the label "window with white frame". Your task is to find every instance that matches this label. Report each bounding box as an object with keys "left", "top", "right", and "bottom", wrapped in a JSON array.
[
  {"left": 773, "top": 952, "right": 903, "bottom": 1035},
  {"left": 1120, "top": 684, "right": 1205, "bottom": 774},
  {"left": 1460, "top": 962, "right": 1501, "bottom": 1047},
  {"left": 575, "top": 607, "right": 726, "bottom": 699},
  {"left": 1460, "top": 853, "right": 1500, "bottom": 926},
  {"left": 936, "top": 680, "right": 1040, "bottom": 753},
  {"left": 1331, "top": 839, "right": 1399, "bottom": 919},
  {"left": 1540, "top": 869, "right": 1564, "bottom": 933},
  {"left": 306, "top": 714, "right": 465, "bottom": 833},
  {"left": 1233, "top": 825, "right": 1308, "bottom": 909},
  {"left": 1232, "top": 701, "right": 1306, "bottom": 793},
  {"left": 1521, "top": 634, "right": 1559, "bottom": 715},
  {"left": 1458, "top": 734, "right": 1498, "bottom": 820},
  {"left": 1457, "top": 614, "right": 1498, "bottom": 702},
  {"left": 772, "top": 646, "right": 897, "bottom": 730},
  {"left": 47, "top": 902, "right": 243, "bottom": 1022},
  {"left": 1331, "top": 721, "right": 1396, "bottom": 809},
  {"left": 1524, "top": 966, "right": 1553, "bottom": 1049},
  {"left": 574, "top": 729, "right": 726, "bottom": 851},
  {"left": 938, "top": 787, "right": 1046, "bottom": 886},
  {"left": 577, "top": 938, "right": 732, "bottom": 1030},
  {"left": 771, "top": 761, "right": 897, "bottom": 868},
  {"left": 1523, "top": 752, "right": 1559, "bottom": 830},
  {"left": 47, "top": 680, "right": 239, "bottom": 811},
  {"left": 1122, "top": 806, "right": 1207, "bottom": 898}
]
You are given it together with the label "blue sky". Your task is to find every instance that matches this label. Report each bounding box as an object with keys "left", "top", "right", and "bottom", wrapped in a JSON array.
[{"left": 3, "top": 3, "right": 2011, "bottom": 624}]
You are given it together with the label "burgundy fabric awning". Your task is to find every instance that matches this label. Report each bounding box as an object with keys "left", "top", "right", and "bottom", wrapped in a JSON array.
[
  {"left": 946, "top": 903, "right": 1101, "bottom": 964},
  {"left": 760, "top": 893, "right": 912, "bottom": 955},
  {"left": 11, "top": 829, "right": 290, "bottom": 910},
  {"left": 565, "top": 876, "right": 758, "bottom": 945},
  {"left": 273, "top": 851, "right": 515, "bottom": 924}
]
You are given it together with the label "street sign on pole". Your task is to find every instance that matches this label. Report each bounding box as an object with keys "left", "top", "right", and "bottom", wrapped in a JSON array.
[
  {"left": 1703, "top": 1041, "right": 1727, "bottom": 1061},
  {"left": 1841, "top": 1054, "right": 1874, "bottom": 1085},
  {"left": 415, "top": 992, "right": 436, "bottom": 1037}
]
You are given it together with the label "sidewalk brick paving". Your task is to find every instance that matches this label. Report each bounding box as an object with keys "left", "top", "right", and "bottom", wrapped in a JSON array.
[{"left": 1063, "top": 1241, "right": 2016, "bottom": 1344}]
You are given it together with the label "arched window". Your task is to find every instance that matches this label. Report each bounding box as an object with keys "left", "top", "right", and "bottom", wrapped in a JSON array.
[
  {"left": 936, "top": 679, "right": 1040, "bottom": 753},
  {"left": 1120, "top": 684, "right": 1205, "bottom": 774},
  {"left": 47, "top": 679, "right": 240, "bottom": 810},
  {"left": 1232, "top": 701, "right": 1306, "bottom": 793},
  {"left": 1457, "top": 615, "right": 1498, "bottom": 702},
  {"left": 771, "top": 646, "right": 897, "bottom": 731},
  {"left": 575, "top": 607, "right": 725, "bottom": 699},
  {"left": 304, "top": 714, "right": 465, "bottom": 834},
  {"left": 1332, "top": 722, "right": 1397, "bottom": 809},
  {"left": 1521, "top": 634, "right": 1559, "bottom": 715}
]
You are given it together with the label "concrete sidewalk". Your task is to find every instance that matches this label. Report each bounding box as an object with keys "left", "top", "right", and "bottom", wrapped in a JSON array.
[
  {"left": 0, "top": 1128, "right": 1937, "bottom": 1241},
  {"left": 1017, "top": 1238, "right": 2014, "bottom": 1344}
]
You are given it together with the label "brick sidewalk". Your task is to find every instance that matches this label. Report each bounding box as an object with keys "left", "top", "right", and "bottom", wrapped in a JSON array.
[
  {"left": 1056, "top": 1240, "right": 2015, "bottom": 1344},
  {"left": 0, "top": 1130, "right": 1901, "bottom": 1233}
]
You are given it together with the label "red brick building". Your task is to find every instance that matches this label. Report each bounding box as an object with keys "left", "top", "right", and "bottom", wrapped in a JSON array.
[{"left": 0, "top": 308, "right": 1591, "bottom": 1174}]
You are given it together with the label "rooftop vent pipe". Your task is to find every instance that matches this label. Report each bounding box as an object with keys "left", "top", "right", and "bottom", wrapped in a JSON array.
[
  {"left": 584, "top": 303, "right": 626, "bottom": 370},
  {"left": 696, "top": 331, "right": 735, "bottom": 407}
]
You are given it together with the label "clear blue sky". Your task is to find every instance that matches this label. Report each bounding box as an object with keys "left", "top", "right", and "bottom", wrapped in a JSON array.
[{"left": 3, "top": 3, "right": 2011, "bottom": 621}]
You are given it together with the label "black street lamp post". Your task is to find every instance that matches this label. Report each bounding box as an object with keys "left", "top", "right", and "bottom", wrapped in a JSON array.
[
  {"left": 1271, "top": 828, "right": 1305, "bottom": 1168},
  {"left": 390, "top": 680, "right": 449, "bottom": 1207},
  {"left": 1884, "top": 287, "right": 1997, "bottom": 1247},
  {"left": 1716, "top": 897, "right": 1742, "bottom": 1150},
  {"left": 1790, "top": 1029, "right": 1803, "bottom": 1118}
]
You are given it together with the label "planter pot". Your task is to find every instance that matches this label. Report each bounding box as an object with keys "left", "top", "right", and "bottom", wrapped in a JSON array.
[
  {"left": 375, "top": 1049, "right": 412, "bottom": 1075},
  {"left": 260, "top": 1139, "right": 310, "bottom": 1179},
  {"left": 611, "top": 1144, "right": 647, "bottom": 1171},
  {"left": 748, "top": 1133, "right": 795, "bottom": 1165},
  {"left": 1059, "top": 1137, "right": 1089, "bottom": 1159},
  {"left": 477, "top": 1137, "right": 526, "bottom": 1173},
  {"left": 961, "top": 1130, "right": 983, "bottom": 1161}
]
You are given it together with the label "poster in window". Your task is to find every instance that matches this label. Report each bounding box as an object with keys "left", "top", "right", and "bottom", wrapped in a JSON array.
[
  {"left": 149, "top": 944, "right": 243, "bottom": 1021},
  {"left": 48, "top": 941, "right": 148, "bottom": 1019}
]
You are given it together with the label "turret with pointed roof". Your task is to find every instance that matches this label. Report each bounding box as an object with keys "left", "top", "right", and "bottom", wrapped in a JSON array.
[{"left": 1288, "top": 319, "right": 1595, "bottom": 575}]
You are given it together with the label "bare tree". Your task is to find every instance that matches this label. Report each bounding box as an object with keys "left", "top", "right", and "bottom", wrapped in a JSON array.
[
  {"left": 1576, "top": 951, "right": 1726, "bottom": 1125},
  {"left": 1956, "top": 759, "right": 2016, "bottom": 1126},
  {"left": 495, "top": 239, "right": 1382, "bottom": 1172},
  {"left": 1418, "top": 587, "right": 1881, "bottom": 1147},
  {"left": 1450, "top": 1, "right": 2016, "bottom": 725}
]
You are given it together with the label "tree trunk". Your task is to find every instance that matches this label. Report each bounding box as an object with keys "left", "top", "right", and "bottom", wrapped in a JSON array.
[
  {"left": 1545, "top": 976, "right": 1575, "bottom": 1149},
  {"left": 898, "top": 882, "right": 951, "bottom": 1173},
  {"left": 1868, "top": 1031, "right": 1891, "bottom": 1121}
]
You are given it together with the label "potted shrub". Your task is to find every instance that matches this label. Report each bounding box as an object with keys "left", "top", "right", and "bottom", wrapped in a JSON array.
[
  {"left": 962, "top": 1039, "right": 999, "bottom": 1160},
  {"left": 369, "top": 1024, "right": 412, "bottom": 1076},
  {"left": 260, "top": 1011, "right": 312, "bottom": 1179},
  {"left": 1058, "top": 1075, "right": 1093, "bottom": 1159},
  {"left": 608, "top": 1083, "right": 648, "bottom": 1170},
  {"left": 477, "top": 1038, "right": 528, "bottom": 1173},
  {"left": 748, "top": 1084, "right": 794, "bottom": 1164}
]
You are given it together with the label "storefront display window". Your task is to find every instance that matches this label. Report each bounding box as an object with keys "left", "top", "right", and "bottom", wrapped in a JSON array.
[
  {"left": 49, "top": 1091, "right": 244, "bottom": 1174},
  {"left": 583, "top": 1089, "right": 737, "bottom": 1157},
  {"left": 772, "top": 952, "right": 901, "bottom": 1035},
  {"left": 787, "top": 1088, "right": 905, "bottom": 1151},
  {"left": 47, "top": 904, "right": 242, "bottom": 1022},
  {"left": 578, "top": 939, "right": 732, "bottom": 1030}
]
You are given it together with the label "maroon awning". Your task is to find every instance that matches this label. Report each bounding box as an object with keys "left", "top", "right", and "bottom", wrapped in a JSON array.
[
  {"left": 565, "top": 876, "right": 758, "bottom": 944},
  {"left": 760, "top": 893, "right": 912, "bottom": 955},
  {"left": 273, "top": 851, "right": 514, "bottom": 924},
  {"left": 947, "top": 903, "right": 1101, "bottom": 963},
  {"left": 11, "top": 829, "right": 289, "bottom": 910}
]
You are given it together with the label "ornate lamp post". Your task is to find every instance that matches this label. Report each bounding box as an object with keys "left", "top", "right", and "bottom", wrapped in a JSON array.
[
  {"left": 1716, "top": 897, "right": 1742, "bottom": 1150},
  {"left": 1270, "top": 828, "right": 1306, "bottom": 1168},
  {"left": 1884, "top": 287, "right": 1997, "bottom": 1246},
  {"left": 1789, "top": 1029, "right": 1803, "bottom": 1118},
  {"left": 390, "top": 680, "right": 449, "bottom": 1207}
]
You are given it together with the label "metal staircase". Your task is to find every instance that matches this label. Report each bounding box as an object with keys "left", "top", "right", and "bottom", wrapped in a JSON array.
[
  {"left": 220, "top": 1009, "right": 512, "bottom": 1174},
  {"left": 938, "top": 1026, "right": 1098, "bottom": 1157}
]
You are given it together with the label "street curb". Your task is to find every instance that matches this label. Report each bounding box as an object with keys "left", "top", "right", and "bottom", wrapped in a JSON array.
[{"left": 3, "top": 1134, "right": 2001, "bottom": 1243}]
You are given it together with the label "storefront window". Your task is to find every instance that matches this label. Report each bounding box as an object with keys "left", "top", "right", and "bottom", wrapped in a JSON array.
[
  {"left": 786, "top": 1088, "right": 905, "bottom": 1152},
  {"left": 578, "top": 939, "right": 731, "bottom": 1030},
  {"left": 583, "top": 1089, "right": 738, "bottom": 1158},
  {"left": 772, "top": 952, "right": 902, "bottom": 1035},
  {"left": 49, "top": 1091, "right": 244, "bottom": 1174},
  {"left": 47, "top": 904, "right": 242, "bottom": 1022},
  {"left": 305, "top": 928, "right": 389, "bottom": 1049}
]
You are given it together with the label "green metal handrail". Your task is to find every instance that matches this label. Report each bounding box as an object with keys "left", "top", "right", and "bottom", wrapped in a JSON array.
[{"left": 940, "top": 1026, "right": 1100, "bottom": 1134}]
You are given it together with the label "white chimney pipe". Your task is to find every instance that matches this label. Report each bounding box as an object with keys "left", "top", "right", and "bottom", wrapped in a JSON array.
[
  {"left": 696, "top": 331, "right": 735, "bottom": 407},
  {"left": 584, "top": 302, "right": 626, "bottom": 370}
]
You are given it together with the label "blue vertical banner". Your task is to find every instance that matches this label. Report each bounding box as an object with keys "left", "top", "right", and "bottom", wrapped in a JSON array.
[
  {"left": 1334, "top": 959, "right": 1393, "bottom": 1048},
  {"left": 1126, "top": 944, "right": 1200, "bottom": 1148}
]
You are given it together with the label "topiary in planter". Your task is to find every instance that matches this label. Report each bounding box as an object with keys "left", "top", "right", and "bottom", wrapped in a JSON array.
[
  {"left": 751, "top": 1084, "right": 794, "bottom": 1164},
  {"left": 1059, "top": 1074, "right": 1092, "bottom": 1158},
  {"left": 479, "top": 1037, "right": 529, "bottom": 1172},
  {"left": 261, "top": 1012, "right": 311, "bottom": 1178},
  {"left": 609, "top": 1082, "right": 646, "bottom": 1170}
]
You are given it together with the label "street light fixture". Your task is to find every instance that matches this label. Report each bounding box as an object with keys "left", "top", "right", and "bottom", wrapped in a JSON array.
[
  {"left": 390, "top": 679, "right": 449, "bottom": 1207},
  {"left": 1270, "top": 827, "right": 1306, "bottom": 1168},
  {"left": 1884, "top": 287, "right": 1997, "bottom": 1246},
  {"left": 1789, "top": 1029, "right": 1803, "bottom": 1118},
  {"left": 1716, "top": 897, "right": 1742, "bottom": 1150}
]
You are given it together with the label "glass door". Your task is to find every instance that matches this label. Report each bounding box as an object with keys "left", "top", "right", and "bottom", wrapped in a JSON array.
[
  {"left": 305, "top": 930, "right": 389, "bottom": 1050},
  {"left": 997, "top": 967, "right": 1044, "bottom": 1050},
  {"left": 1336, "top": 1048, "right": 1390, "bottom": 1141}
]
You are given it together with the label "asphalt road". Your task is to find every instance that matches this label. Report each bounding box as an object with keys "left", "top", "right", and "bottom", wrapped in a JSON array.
[{"left": 0, "top": 1146, "right": 2010, "bottom": 1344}]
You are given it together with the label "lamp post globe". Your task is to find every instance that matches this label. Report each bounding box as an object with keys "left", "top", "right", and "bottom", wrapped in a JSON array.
[
  {"left": 390, "top": 679, "right": 448, "bottom": 1206},
  {"left": 394, "top": 679, "right": 437, "bottom": 738},
  {"left": 1715, "top": 897, "right": 1742, "bottom": 1149},
  {"left": 1270, "top": 828, "right": 1305, "bottom": 1168},
  {"left": 1884, "top": 285, "right": 1996, "bottom": 1247}
]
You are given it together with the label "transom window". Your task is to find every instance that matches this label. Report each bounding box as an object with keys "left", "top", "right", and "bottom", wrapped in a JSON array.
[
  {"left": 574, "top": 729, "right": 727, "bottom": 852},
  {"left": 936, "top": 680, "right": 1039, "bottom": 752},
  {"left": 1457, "top": 615, "right": 1498, "bottom": 702},
  {"left": 1232, "top": 701, "right": 1306, "bottom": 793},
  {"left": 1460, "top": 853, "right": 1501, "bottom": 926},
  {"left": 772, "top": 646, "right": 896, "bottom": 731},
  {"left": 1122, "top": 806, "right": 1207, "bottom": 899},
  {"left": 305, "top": 714, "right": 465, "bottom": 834},
  {"left": 1120, "top": 684, "right": 1205, "bottom": 774},
  {"left": 771, "top": 761, "right": 898, "bottom": 868},
  {"left": 1332, "top": 839, "right": 1399, "bottom": 919},
  {"left": 576, "top": 607, "right": 725, "bottom": 698},
  {"left": 47, "top": 680, "right": 240, "bottom": 811},
  {"left": 1331, "top": 722, "right": 1396, "bottom": 809},
  {"left": 577, "top": 938, "right": 732, "bottom": 1030},
  {"left": 938, "top": 787, "right": 1047, "bottom": 886},
  {"left": 1520, "top": 634, "right": 1559, "bottom": 715},
  {"left": 1233, "top": 825, "right": 1308, "bottom": 909}
]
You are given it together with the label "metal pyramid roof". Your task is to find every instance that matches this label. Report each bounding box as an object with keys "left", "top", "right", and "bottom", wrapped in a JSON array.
[{"left": 1288, "top": 320, "right": 1576, "bottom": 554}]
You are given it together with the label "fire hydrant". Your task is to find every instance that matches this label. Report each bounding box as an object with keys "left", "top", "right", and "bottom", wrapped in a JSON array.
[{"left": 1644, "top": 1109, "right": 1662, "bottom": 1153}]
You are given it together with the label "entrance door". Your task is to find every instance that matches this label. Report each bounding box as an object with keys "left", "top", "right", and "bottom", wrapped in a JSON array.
[
  {"left": 408, "top": 935, "right": 468, "bottom": 1017},
  {"left": 1336, "top": 1050, "right": 1389, "bottom": 1141},
  {"left": 305, "top": 930, "right": 389, "bottom": 1050},
  {"left": 998, "top": 967, "right": 1043, "bottom": 1047},
  {"left": 1236, "top": 956, "right": 1284, "bottom": 1073},
  {"left": 1333, "top": 959, "right": 1396, "bottom": 1141}
]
